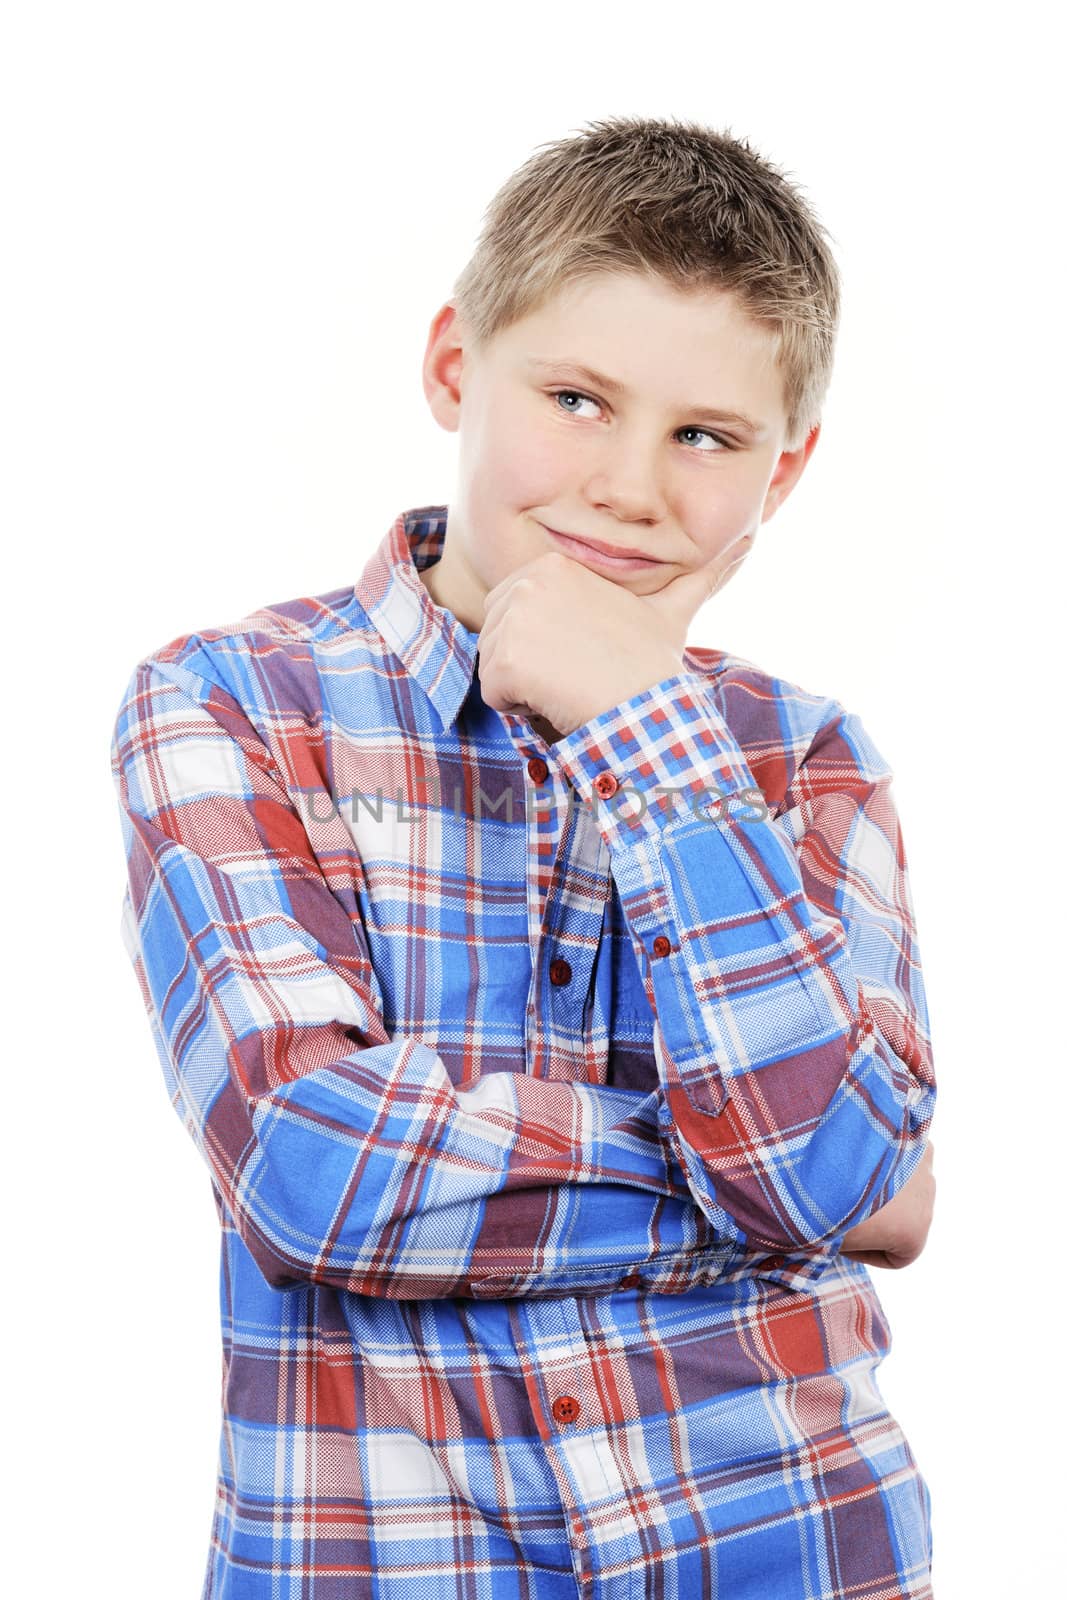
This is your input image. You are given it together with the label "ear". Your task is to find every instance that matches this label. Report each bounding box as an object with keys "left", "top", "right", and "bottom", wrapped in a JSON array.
[
  {"left": 422, "top": 302, "right": 466, "bottom": 433},
  {"left": 762, "top": 422, "right": 821, "bottom": 522}
]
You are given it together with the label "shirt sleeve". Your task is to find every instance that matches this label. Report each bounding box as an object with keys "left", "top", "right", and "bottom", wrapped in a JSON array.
[
  {"left": 550, "top": 669, "right": 937, "bottom": 1255},
  {"left": 110, "top": 652, "right": 725, "bottom": 1299}
]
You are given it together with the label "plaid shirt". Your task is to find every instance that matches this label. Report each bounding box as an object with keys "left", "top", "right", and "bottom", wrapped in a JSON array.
[{"left": 111, "top": 505, "right": 937, "bottom": 1598}]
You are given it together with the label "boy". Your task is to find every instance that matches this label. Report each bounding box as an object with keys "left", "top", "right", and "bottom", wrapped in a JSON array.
[{"left": 111, "top": 115, "right": 937, "bottom": 1598}]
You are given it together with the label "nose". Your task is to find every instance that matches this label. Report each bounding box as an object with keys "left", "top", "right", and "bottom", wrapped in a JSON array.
[{"left": 584, "top": 433, "right": 667, "bottom": 525}]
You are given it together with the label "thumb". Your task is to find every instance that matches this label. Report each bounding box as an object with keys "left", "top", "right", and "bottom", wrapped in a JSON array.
[{"left": 643, "top": 534, "right": 754, "bottom": 634}]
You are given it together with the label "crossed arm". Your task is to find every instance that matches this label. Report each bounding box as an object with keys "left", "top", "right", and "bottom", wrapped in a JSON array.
[{"left": 111, "top": 648, "right": 936, "bottom": 1298}]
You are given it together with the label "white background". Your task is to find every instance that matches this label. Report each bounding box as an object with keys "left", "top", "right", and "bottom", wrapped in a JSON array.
[{"left": 4, "top": 4, "right": 1061, "bottom": 1594}]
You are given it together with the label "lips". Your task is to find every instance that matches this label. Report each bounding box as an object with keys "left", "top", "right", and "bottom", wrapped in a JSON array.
[
  {"left": 541, "top": 524, "right": 665, "bottom": 569},
  {"left": 544, "top": 526, "right": 655, "bottom": 561}
]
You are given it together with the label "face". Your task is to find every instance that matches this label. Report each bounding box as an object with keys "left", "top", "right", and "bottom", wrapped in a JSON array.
[{"left": 419, "top": 270, "right": 819, "bottom": 633}]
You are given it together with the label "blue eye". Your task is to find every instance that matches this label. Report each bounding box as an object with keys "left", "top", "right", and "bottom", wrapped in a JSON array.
[
  {"left": 552, "top": 389, "right": 597, "bottom": 416},
  {"left": 678, "top": 426, "right": 726, "bottom": 450},
  {"left": 548, "top": 389, "right": 732, "bottom": 450}
]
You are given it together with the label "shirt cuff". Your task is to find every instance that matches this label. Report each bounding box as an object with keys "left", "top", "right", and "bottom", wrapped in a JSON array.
[{"left": 550, "top": 670, "right": 765, "bottom": 855}]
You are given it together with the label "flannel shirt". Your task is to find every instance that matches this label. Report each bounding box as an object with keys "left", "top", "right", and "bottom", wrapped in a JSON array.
[{"left": 110, "top": 504, "right": 937, "bottom": 1598}]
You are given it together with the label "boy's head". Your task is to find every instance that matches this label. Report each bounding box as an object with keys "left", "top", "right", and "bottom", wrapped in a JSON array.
[{"left": 419, "top": 115, "right": 840, "bottom": 635}]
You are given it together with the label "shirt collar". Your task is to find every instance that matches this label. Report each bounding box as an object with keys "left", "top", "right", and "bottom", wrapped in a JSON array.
[{"left": 353, "top": 505, "right": 481, "bottom": 733}]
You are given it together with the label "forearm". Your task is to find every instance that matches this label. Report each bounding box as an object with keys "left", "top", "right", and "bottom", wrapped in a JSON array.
[{"left": 549, "top": 671, "right": 937, "bottom": 1254}]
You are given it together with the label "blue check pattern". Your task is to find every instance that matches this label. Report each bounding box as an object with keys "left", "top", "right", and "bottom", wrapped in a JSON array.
[{"left": 111, "top": 505, "right": 937, "bottom": 1597}]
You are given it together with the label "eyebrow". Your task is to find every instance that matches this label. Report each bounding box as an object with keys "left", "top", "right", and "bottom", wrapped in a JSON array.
[{"left": 525, "top": 358, "right": 767, "bottom": 435}]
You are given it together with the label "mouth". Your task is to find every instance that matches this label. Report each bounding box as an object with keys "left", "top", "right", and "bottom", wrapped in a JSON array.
[{"left": 540, "top": 524, "right": 666, "bottom": 572}]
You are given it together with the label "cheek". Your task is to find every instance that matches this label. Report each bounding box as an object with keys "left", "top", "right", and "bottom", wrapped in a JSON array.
[
  {"left": 505, "top": 443, "right": 570, "bottom": 505},
  {"left": 687, "top": 484, "right": 758, "bottom": 554},
  {"left": 480, "top": 401, "right": 575, "bottom": 501}
]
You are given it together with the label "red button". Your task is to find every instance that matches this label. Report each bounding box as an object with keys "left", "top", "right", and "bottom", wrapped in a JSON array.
[
  {"left": 594, "top": 772, "right": 619, "bottom": 798},
  {"left": 619, "top": 1272, "right": 642, "bottom": 1289},
  {"left": 552, "top": 1394, "right": 581, "bottom": 1424},
  {"left": 652, "top": 935, "right": 671, "bottom": 957},
  {"left": 764, "top": 1255, "right": 786, "bottom": 1270},
  {"left": 527, "top": 756, "right": 549, "bottom": 784},
  {"left": 549, "top": 958, "right": 572, "bottom": 985}
]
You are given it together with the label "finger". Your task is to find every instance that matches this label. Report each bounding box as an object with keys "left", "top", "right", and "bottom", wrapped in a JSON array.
[
  {"left": 841, "top": 1249, "right": 895, "bottom": 1269},
  {"left": 639, "top": 566, "right": 714, "bottom": 643},
  {"left": 481, "top": 551, "right": 560, "bottom": 618},
  {"left": 644, "top": 537, "right": 753, "bottom": 634},
  {"left": 478, "top": 575, "right": 528, "bottom": 648},
  {"left": 479, "top": 580, "right": 540, "bottom": 648}
]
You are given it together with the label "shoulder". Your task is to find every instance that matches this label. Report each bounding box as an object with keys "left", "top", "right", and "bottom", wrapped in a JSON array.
[
  {"left": 682, "top": 641, "right": 846, "bottom": 746},
  {"left": 681, "top": 643, "right": 893, "bottom": 803},
  {"left": 120, "top": 581, "right": 378, "bottom": 716}
]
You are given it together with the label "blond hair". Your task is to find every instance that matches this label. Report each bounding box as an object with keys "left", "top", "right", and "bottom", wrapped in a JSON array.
[{"left": 450, "top": 114, "right": 841, "bottom": 451}]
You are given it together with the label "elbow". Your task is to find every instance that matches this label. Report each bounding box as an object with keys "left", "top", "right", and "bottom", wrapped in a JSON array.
[
  {"left": 226, "top": 1191, "right": 326, "bottom": 1291},
  {"left": 216, "top": 1143, "right": 349, "bottom": 1293},
  {"left": 663, "top": 1026, "right": 935, "bottom": 1254},
  {"left": 793, "top": 1082, "right": 936, "bottom": 1253}
]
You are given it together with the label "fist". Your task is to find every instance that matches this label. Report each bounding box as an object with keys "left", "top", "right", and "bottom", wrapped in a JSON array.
[
  {"left": 477, "top": 534, "right": 754, "bottom": 737},
  {"left": 839, "top": 1139, "right": 936, "bottom": 1269}
]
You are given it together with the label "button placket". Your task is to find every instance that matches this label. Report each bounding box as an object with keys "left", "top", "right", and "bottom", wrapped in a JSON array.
[
  {"left": 514, "top": 1297, "right": 651, "bottom": 1589},
  {"left": 522, "top": 746, "right": 570, "bottom": 1069},
  {"left": 526, "top": 793, "right": 612, "bottom": 1079},
  {"left": 514, "top": 1298, "right": 598, "bottom": 1437}
]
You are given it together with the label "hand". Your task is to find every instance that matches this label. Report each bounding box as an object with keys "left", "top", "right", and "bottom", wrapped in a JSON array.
[
  {"left": 839, "top": 1139, "right": 936, "bottom": 1269},
  {"left": 477, "top": 534, "right": 754, "bottom": 737}
]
